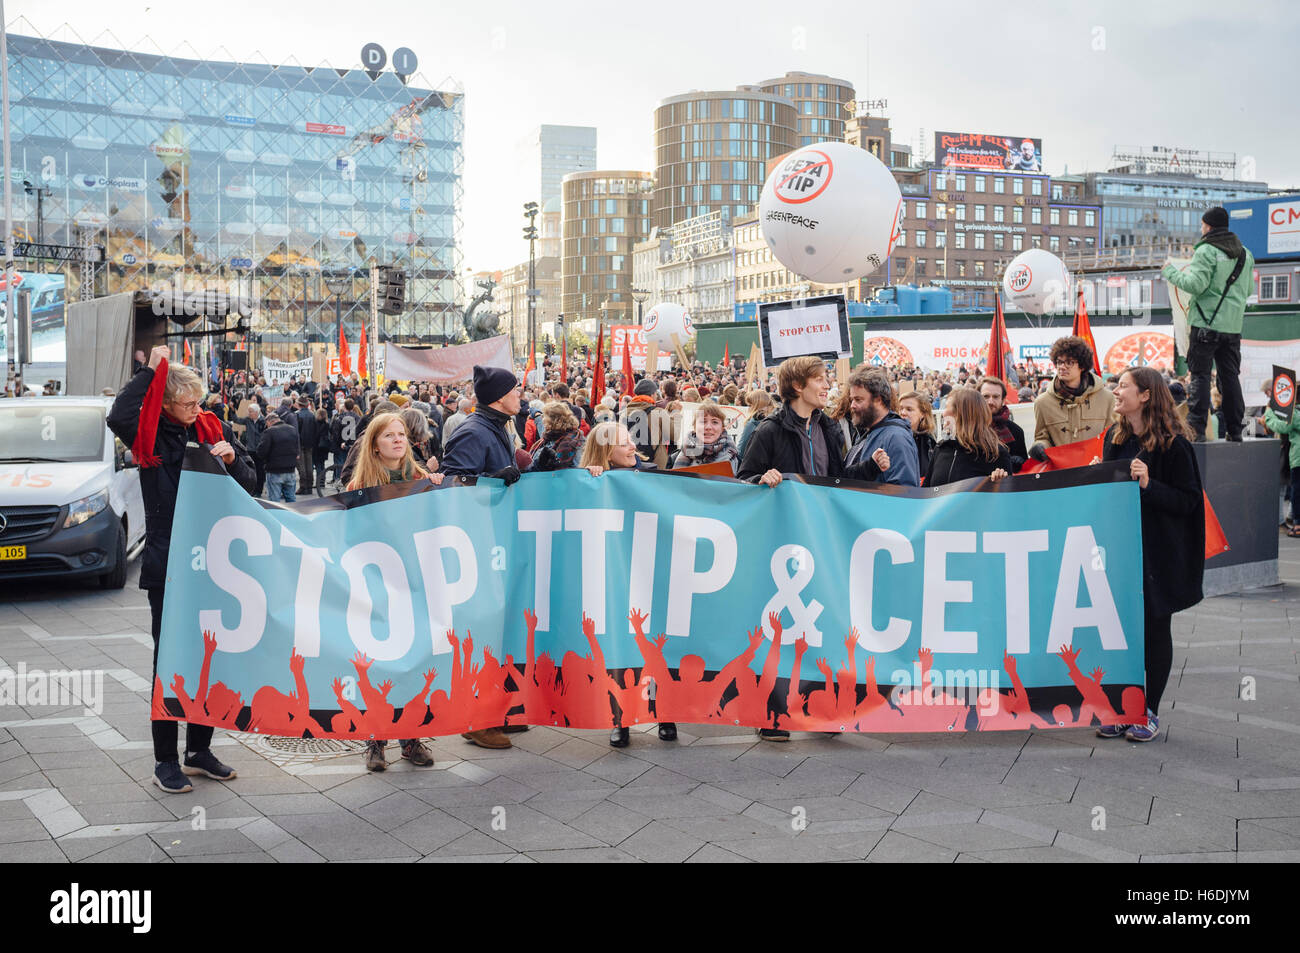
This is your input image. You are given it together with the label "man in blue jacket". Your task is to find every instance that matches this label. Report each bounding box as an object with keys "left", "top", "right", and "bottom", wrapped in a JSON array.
[
  {"left": 438, "top": 364, "right": 524, "bottom": 752},
  {"left": 844, "top": 367, "right": 920, "bottom": 486}
]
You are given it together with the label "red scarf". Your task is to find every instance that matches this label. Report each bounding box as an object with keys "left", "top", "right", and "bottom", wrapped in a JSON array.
[{"left": 133, "top": 357, "right": 225, "bottom": 468}]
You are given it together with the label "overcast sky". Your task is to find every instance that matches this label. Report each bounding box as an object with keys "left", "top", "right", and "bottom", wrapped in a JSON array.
[{"left": 10, "top": 0, "right": 1299, "bottom": 273}]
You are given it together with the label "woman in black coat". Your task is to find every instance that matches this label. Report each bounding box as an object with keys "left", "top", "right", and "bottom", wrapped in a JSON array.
[
  {"left": 1096, "top": 366, "right": 1204, "bottom": 743},
  {"left": 924, "top": 387, "right": 1011, "bottom": 487}
]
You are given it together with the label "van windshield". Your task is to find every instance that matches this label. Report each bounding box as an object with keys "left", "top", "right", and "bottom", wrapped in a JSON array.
[{"left": 0, "top": 405, "right": 105, "bottom": 463}]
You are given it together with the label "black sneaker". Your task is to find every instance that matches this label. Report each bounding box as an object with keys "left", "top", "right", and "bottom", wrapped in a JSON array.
[
  {"left": 182, "top": 749, "right": 237, "bottom": 781},
  {"left": 757, "top": 728, "right": 790, "bottom": 742},
  {"left": 153, "top": 760, "right": 193, "bottom": 794}
]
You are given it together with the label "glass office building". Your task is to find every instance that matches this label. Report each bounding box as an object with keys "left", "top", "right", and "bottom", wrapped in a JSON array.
[{"left": 6, "top": 31, "right": 463, "bottom": 351}]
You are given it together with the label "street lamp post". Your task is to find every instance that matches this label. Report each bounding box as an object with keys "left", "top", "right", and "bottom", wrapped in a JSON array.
[
  {"left": 631, "top": 287, "right": 650, "bottom": 326},
  {"left": 22, "top": 180, "right": 51, "bottom": 244},
  {"left": 523, "top": 202, "right": 539, "bottom": 361}
]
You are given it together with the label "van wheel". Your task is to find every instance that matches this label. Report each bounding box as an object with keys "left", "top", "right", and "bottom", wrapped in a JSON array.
[{"left": 99, "top": 522, "right": 128, "bottom": 589}]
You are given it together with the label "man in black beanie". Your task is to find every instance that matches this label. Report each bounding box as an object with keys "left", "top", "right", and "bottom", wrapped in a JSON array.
[
  {"left": 438, "top": 364, "right": 523, "bottom": 751},
  {"left": 1163, "top": 206, "right": 1254, "bottom": 441}
]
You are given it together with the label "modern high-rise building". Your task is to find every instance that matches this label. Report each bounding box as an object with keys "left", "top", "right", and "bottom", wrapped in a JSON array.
[
  {"left": 652, "top": 89, "right": 797, "bottom": 231},
  {"left": 5, "top": 29, "right": 464, "bottom": 353},
  {"left": 561, "top": 170, "right": 654, "bottom": 331},
  {"left": 517, "top": 125, "right": 597, "bottom": 205},
  {"left": 756, "top": 72, "right": 855, "bottom": 146}
]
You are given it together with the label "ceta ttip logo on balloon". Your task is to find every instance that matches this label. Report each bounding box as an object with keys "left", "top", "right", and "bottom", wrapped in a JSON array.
[
  {"left": 774, "top": 151, "right": 833, "bottom": 204},
  {"left": 1007, "top": 264, "right": 1032, "bottom": 293}
]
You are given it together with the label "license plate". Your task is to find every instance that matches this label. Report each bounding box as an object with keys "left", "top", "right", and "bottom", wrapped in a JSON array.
[{"left": 0, "top": 545, "right": 26, "bottom": 561}]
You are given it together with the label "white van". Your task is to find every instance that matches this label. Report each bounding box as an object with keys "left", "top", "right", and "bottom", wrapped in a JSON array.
[{"left": 0, "top": 396, "right": 145, "bottom": 588}]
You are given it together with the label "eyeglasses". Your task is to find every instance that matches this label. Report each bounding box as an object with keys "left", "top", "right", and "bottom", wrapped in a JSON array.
[{"left": 169, "top": 399, "right": 201, "bottom": 411}]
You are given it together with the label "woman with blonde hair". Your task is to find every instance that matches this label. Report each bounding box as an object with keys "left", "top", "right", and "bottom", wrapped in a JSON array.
[
  {"left": 924, "top": 387, "right": 1010, "bottom": 487},
  {"left": 898, "top": 391, "right": 938, "bottom": 477},
  {"left": 346, "top": 412, "right": 444, "bottom": 770},
  {"left": 579, "top": 423, "right": 676, "bottom": 746},
  {"left": 737, "top": 389, "right": 775, "bottom": 460}
]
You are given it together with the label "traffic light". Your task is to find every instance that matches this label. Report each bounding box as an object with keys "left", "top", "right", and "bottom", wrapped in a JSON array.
[
  {"left": 378, "top": 266, "right": 406, "bottom": 315},
  {"left": 544, "top": 339, "right": 554, "bottom": 357}
]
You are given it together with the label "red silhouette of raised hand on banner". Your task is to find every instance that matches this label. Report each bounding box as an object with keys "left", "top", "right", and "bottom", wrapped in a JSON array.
[
  {"left": 350, "top": 651, "right": 400, "bottom": 734},
  {"left": 779, "top": 635, "right": 815, "bottom": 730},
  {"left": 974, "top": 652, "right": 1050, "bottom": 730},
  {"left": 848, "top": 637, "right": 901, "bottom": 730},
  {"left": 629, "top": 607, "right": 726, "bottom": 723},
  {"left": 170, "top": 631, "right": 243, "bottom": 729},
  {"left": 469, "top": 642, "right": 514, "bottom": 727},
  {"left": 580, "top": 611, "right": 637, "bottom": 726},
  {"left": 806, "top": 656, "right": 839, "bottom": 723},
  {"left": 717, "top": 613, "right": 785, "bottom": 728},
  {"left": 152, "top": 675, "right": 168, "bottom": 720},
  {"left": 392, "top": 668, "right": 438, "bottom": 735},
  {"left": 1056, "top": 644, "right": 1121, "bottom": 726},
  {"left": 249, "top": 648, "right": 325, "bottom": 737},
  {"left": 503, "top": 611, "right": 545, "bottom": 727},
  {"left": 331, "top": 677, "right": 364, "bottom": 734},
  {"left": 894, "top": 646, "right": 970, "bottom": 730}
]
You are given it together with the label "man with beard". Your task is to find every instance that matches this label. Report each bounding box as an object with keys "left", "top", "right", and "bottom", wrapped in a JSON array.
[
  {"left": 979, "top": 377, "right": 1028, "bottom": 472},
  {"left": 844, "top": 367, "right": 920, "bottom": 486}
]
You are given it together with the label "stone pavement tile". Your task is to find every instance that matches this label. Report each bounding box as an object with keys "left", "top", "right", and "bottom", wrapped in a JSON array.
[
  {"left": 501, "top": 768, "right": 616, "bottom": 797},
  {"left": 0, "top": 754, "right": 44, "bottom": 784},
  {"left": 655, "top": 812, "right": 794, "bottom": 843},
  {"left": 525, "top": 846, "right": 642, "bottom": 862},
  {"left": 441, "top": 802, "right": 604, "bottom": 853},
  {"left": 568, "top": 801, "right": 652, "bottom": 846},
  {"left": 618, "top": 764, "right": 700, "bottom": 794},
  {"left": 387, "top": 809, "right": 475, "bottom": 855},
  {"left": 895, "top": 791, "right": 984, "bottom": 827},
  {"left": 72, "top": 835, "right": 172, "bottom": 863},
  {"left": 531, "top": 735, "right": 608, "bottom": 769},
  {"left": 9, "top": 733, "right": 98, "bottom": 755},
  {"left": 524, "top": 791, "right": 612, "bottom": 824},
  {"left": 0, "top": 798, "right": 33, "bottom": 819},
  {"left": 1158, "top": 763, "right": 1239, "bottom": 791},
  {"left": 0, "top": 817, "right": 53, "bottom": 842},
  {"left": 1238, "top": 739, "right": 1300, "bottom": 771},
  {"left": 619, "top": 819, "right": 707, "bottom": 862},
  {"left": 1161, "top": 724, "right": 1244, "bottom": 759},
  {"left": 55, "top": 781, "right": 153, "bottom": 808},
  {"left": 274, "top": 812, "right": 419, "bottom": 861},
  {"left": 841, "top": 774, "right": 921, "bottom": 814},
  {"left": 759, "top": 795, "right": 894, "bottom": 828},
  {"left": 240, "top": 792, "right": 342, "bottom": 816},
  {"left": 1242, "top": 815, "right": 1300, "bottom": 837},
  {"left": 419, "top": 853, "right": 515, "bottom": 863},
  {"left": 195, "top": 775, "right": 316, "bottom": 796},
  {"left": 691, "top": 782, "right": 753, "bottom": 813},
  {"left": 148, "top": 828, "right": 262, "bottom": 857},
  {"left": 239, "top": 817, "right": 295, "bottom": 851},
  {"left": 268, "top": 840, "right": 326, "bottom": 862},
  {"left": 175, "top": 851, "right": 275, "bottom": 863},
  {"left": 1237, "top": 820, "right": 1300, "bottom": 850},
  {"left": 467, "top": 750, "right": 570, "bottom": 777},
  {"left": 432, "top": 829, "right": 518, "bottom": 857},
  {"left": 607, "top": 790, "right": 736, "bottom": 821},
  {"left": 685, "top": 843, "right": 752, "bottom": 862},
  {"left": 78, "top": 800, "right": 175, "bottom": 826},
  {"left": 323, "top": 775, "right": 402, "bottom": 811},
  {"left": 726, "top": 830, "right": 885, "bottom": 862},
  {"left": 994, "top": 763, "right": 1083, "bottom": 802},
  {"left": 581, "top": 751, "right": 654, "bottom": 785},
  {"left": 354, "top": 790, "right": 436, "bottom": 832},
  {"left": 1140, "top": 851, "right": 1240, "bottom": 862},
  {"left": 733, "top": 744, "right": 810, "bottom": 778},
  {"left": 1239, "top": 776, "right": 1300, "bottom": 790},
  {"left": 964, "top": 845, "right": 1098, "bottom": 863},
  {"left": 0, "top": 839, "right": 66, "bottom": 862},
  {"left": 409, "top": 774, "right": 536, "bottom": 808},
  {"left": 1238, "top": 850, "right": 1300, "bottom": 862},
  {"left": 712, "top": 759, "right": 859, "bottom": 800},
  {"left": 899, "top": 821, "right": 1046, "bottom": 853}
]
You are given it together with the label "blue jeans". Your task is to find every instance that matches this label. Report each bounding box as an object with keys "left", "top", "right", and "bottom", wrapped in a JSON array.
[{"left": 266, "top": 471, "right": 296, "bottom": 502}]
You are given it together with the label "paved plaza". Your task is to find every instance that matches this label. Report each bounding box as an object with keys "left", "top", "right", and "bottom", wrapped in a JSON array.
[{"left": 1, "top": 538, "right": 1297, "bottom": 864}]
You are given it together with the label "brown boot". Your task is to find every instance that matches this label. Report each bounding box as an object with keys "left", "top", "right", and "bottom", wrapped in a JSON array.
[
  {"left": 364, "top": 740, "right": 387, "bottom": 771},
  {"left": 461, "top": 728, "right": 511, "bottom": 749}
]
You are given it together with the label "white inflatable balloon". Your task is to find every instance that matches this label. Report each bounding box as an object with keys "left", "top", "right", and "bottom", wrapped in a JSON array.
[
  {"left": 758, "top": 141, "right": 902, "bottom": 285},
  {"left": 1002, "top": 249, "right": 1071, "bottom": 315},
  {"left": 643, "top": 302, "right": 694, "bottom": 339}
]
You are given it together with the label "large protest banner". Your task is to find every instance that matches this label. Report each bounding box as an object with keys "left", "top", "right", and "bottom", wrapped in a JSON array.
[
  {"left": 156, "top": 451, "right": 1148, "bottom": 737},
  {"left": 385, "top": 336, "right": 512, "bottom": 383}
]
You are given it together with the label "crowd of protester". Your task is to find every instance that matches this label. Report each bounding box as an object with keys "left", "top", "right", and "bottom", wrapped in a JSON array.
[{"left": 104, "top": 325, "right": 1300, "bottom": 791}]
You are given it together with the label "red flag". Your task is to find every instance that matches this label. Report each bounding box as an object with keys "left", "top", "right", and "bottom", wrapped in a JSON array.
[
  {"left": 561, "top": 331, "right": 568, "bottom": 385},
  {"left": 723, "top": 341, "right": 730, "bottom": 369},
  {"left": 621, "top": 325, "right": 635, "bottom": 394},
  {"left": 986, "top": 294, "right": 1011, "bottom": 385},
  {"left": 182, "top": 339, "right": 193, "bottom": 365},
  {"left": 524, "top": 335, "right": 535, "bottom": 379},
  {"left": 1072, "top": 287, "right": 1100, "bottom": 374},
  {"left": 358, "top": 321, "right": 368, "bottom": 379},
  {"left": 592, "top": 324, "right": 605, "bottom": 401},
  {"left": 338, "top": 324, "right": 352, "bottom": 376},
  {"left": 1020, "top": 432, "right": 1229, "bottom": 560}
]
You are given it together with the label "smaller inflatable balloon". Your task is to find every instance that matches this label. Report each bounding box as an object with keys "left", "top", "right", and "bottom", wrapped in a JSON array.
[
  {"left": 1002, "top": 249, "right": 1071, "bottom": 315},
  {"left": 759, "top": 141, "right": 902, "bottom": 285},
  {"left": 644, "top": 302, "right": 694, "bottom": 339}
]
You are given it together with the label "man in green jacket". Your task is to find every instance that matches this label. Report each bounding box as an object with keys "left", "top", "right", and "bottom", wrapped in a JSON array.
[{"left": 1163, "top": 207, "right": 1255, "bottom": 442}]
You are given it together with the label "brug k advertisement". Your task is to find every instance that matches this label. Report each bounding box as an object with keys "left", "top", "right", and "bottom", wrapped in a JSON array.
[
  {"left": 936, "top": 131, "right": 1043, "bottom": 173},
  {"left": 155, "top": 450, "right": 1149, "bottom": 738}
]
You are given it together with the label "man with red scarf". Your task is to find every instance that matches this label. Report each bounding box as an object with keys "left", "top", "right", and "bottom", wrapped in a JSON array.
[
  {"left": 108, "top": 345, "right": 257, "bottom": 794},
  {"left": 979, "top": 377, "right": 1028, "bottom": 472}
]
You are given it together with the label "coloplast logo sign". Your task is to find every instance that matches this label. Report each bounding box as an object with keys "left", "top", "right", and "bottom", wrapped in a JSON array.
[
  {"left": 774, "top": 150, "right": 833, "bottom": 204},
  {"left": 78, "top": 174, "right": 146, "bottom": 192},
  {"left": 1007, "top": 264, "right": 1033, "bottom": 293}
]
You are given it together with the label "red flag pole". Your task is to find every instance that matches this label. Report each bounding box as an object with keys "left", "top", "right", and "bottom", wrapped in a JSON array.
[
  {"left": 592, "top": 324, "right": 605, "bottom": 400},
  {"left": 1072, "top": 285, "right": 1100, "bottom": 373}
]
